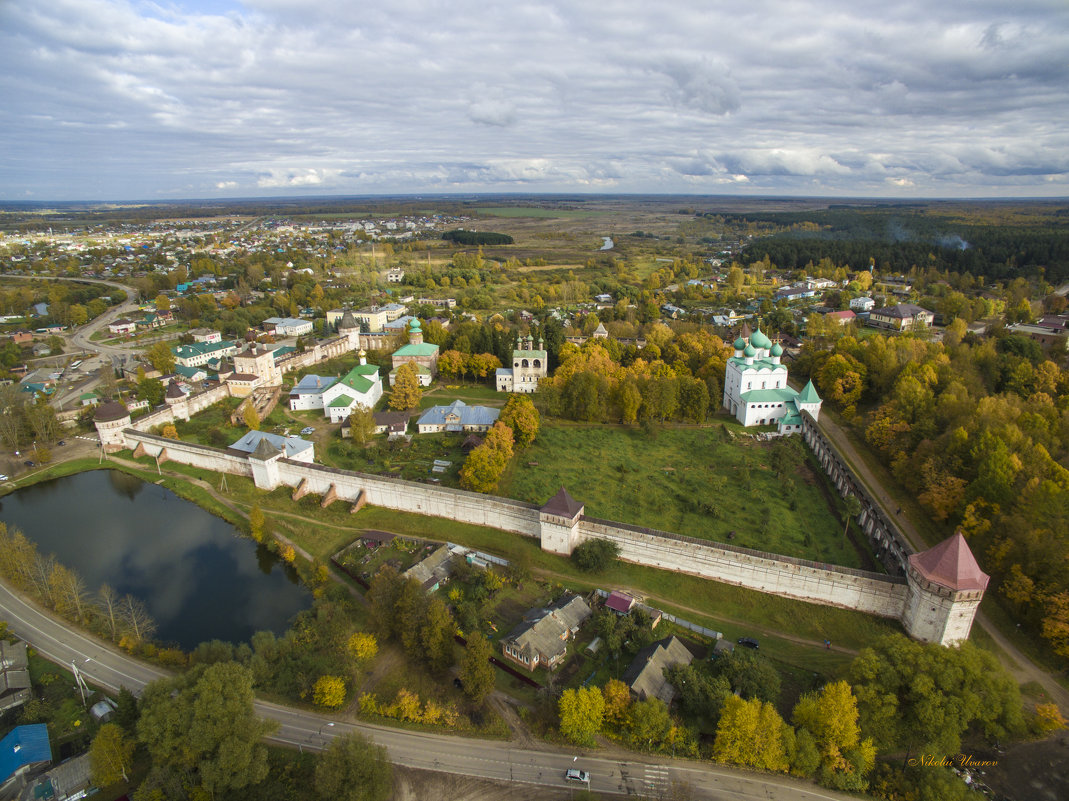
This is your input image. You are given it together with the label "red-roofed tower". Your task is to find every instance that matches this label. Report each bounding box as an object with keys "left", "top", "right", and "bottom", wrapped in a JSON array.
[{"left": 902, "top": 532, "right": 989, "bottom": 645}]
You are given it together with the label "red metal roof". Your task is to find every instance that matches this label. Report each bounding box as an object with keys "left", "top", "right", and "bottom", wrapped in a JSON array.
[{"left": 908, "top": 532, "right": 989, "bottom": 592}]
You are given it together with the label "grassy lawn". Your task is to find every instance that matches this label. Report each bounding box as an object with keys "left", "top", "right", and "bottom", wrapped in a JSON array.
[
  {"left": 501, "top": 422, "right": 869, "bottom": 568},
  {"left": 322, "top": 431, "right": 467, "bottom": 484}
]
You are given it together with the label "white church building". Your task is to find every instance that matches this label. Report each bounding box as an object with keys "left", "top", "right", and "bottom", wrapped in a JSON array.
[{"left": 723, "top": 328, "right": 821, "bottom": 434}]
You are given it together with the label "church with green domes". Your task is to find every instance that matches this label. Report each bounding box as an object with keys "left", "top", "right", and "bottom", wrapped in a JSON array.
[{"left": 723, "top": 328, "right": 822, "bottom": 434}]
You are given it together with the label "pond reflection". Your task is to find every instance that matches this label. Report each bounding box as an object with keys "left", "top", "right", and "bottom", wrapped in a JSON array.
[{"left": 0, "top": 470, "right": 312, "bottom": 649}]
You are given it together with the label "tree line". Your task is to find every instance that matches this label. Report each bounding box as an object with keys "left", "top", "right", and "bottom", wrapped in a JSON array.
[{"left": 798, "top": 326, "right": 1069, "bottom": 665}]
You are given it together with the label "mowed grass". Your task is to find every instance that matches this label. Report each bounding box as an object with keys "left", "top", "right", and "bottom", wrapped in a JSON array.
[{"left": 501, "top": 423, "right": 864, "bottom": 568}]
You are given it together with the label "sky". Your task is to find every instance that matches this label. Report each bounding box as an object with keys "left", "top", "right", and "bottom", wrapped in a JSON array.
[{"left": 2, "top": 0, "right": 1068, "bottom": 201}]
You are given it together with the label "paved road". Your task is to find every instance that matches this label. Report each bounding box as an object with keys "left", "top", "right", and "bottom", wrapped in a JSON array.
[{"left": 0, "top": 580, "right": 852, "bottom": 801}]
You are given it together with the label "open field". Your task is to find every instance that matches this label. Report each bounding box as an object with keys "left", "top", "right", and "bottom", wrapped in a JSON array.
[{"left": 501, "top": 421, "right": 871, "bottom": 569}]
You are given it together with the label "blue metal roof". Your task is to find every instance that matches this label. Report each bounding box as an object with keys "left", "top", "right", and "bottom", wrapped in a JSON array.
[{"left": 0, "top": 724, "right": 51, "bottom": 783}]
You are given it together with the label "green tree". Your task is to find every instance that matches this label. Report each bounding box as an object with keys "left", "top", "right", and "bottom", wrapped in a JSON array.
[
  {"left": 389, "top": 362, "right": 422, "bottom": 410},
  {"left": 559, "top": 686, "right": 605, "bottom": 745},
  {"left": 314, "top": 732, "right": 393, "bottom": 801},
  {"left": 137, "top": 662, "right": 276, "bottom": 797},
  {"left": 627, "top": 697, "right": 672, "bottom": 751},
  {"left": 499, "top": 395, "right": 540, "bottom": 447},
  {"left": 848, "top": 634, "right": 1025, "bottom": 755},
  {"left": 89, "top": 723, "right": 134, "bottom": 786},
  {"left": 347, "top": 405, "right": 376, "bottom": 444},
  {"left": 366, "top": 565, "right": 402, "bottom": 638},
  {"left": 710, "top": 649, "right": 781, "bottom": 704},
  {"left": 69, "top": 304, "right": 88, "bottom": 326},
  {"left": 421, "top": 597, "right": 456, "bottom": 672},
  {"left": 459, "top": 632, "right": 495, "bottom": 707},
  {"left": 395, "top": 577, "right": 428, "bottom": 659},
  {"left": 137, "top": 378, "right": 165, "bottom": 406},
  {"left": 571, "top": 538, "right": 621, "bottom": 573},
  {"left": 145, "top": 342, "right": 176, "bottom": 374}
]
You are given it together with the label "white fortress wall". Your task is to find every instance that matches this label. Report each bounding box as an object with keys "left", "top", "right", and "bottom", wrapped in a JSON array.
[{"left": 579, "top": 517, "right": 908, "bottom": 618}]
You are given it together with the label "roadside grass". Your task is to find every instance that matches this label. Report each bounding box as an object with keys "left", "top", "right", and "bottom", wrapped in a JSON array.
[{"left": 500, "top": 422, "right": 868, "bottom": 568}]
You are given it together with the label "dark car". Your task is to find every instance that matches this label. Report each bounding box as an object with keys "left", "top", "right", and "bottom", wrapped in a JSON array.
[
  {"left": 737, "top": 637, "right": 760, "bottom": 650},
  {"left": 23, "top": 460, "right": 36, "bottom": 468},
  {"left": 57, "top": 440, "right": 66, "bottom": 446}
]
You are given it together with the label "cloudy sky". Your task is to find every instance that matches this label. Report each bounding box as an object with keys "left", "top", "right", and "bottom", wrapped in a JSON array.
[{"left": 2, "top": 0, "right": 1068, "bottom": 201}]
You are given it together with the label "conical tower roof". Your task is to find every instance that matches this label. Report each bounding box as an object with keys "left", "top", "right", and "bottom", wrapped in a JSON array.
[
  {"left": 541, "top": 486, "right": 584, "bottom": 519},
  {"left": 797, "top": 379, "right": 821, "bottom": 403},
  {"left": 339, "top": 309, "right": 358, "bottom": 330},
  {"left": 250, "top": 436, "right": 282, "bottom": 461},
  {"left": 908, "top": 532, "right": 989, "bottom": 592}
]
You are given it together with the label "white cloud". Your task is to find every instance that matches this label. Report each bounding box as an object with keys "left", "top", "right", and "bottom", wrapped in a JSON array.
[{"left": 0, "top": 0, "right": 1067, "bottom": 198}]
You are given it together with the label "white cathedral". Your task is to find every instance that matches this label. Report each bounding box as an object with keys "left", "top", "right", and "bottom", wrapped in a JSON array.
[{"left": 723, "top": 327, "right": 821, "bottom": 434}]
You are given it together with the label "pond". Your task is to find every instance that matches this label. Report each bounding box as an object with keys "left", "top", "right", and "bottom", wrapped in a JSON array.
[{"left": 0, "top": 469, "right": 312, "bottom": 650}]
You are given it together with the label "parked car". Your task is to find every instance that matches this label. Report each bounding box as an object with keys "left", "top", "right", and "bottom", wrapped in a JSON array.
[
  {"left": 737, "top": 637, "right": 760, "bottom": 650},
  {"left": 565, "top": 769, "right": 590, "bottom": 783},
  {"left": 23, "top": 460, "right": 36, "bottom": 468},
  {"left": 57, "top": 440, "right": 66, "bottom": 446},
  {"left": 0, "top": 474, "right": 9, "bottom": 481},
  {"left": 300, "top": 426, "right": 316, "bottom": 435}
]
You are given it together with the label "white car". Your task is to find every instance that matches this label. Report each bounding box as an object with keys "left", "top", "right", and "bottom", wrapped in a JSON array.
[
  {"left": 565, "top": 769, "right": 589, "bottom": 783},
  {"left": 300, "top": 426, "right": 316, "bottom": 435},
  {"left": 0, "top": 474, "right": 8, "bottom": 481}
]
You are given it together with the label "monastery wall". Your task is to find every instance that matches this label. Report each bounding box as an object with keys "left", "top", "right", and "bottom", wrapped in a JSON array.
[{"left": 579, "top": 517, "right": 908, "bottom": 618}]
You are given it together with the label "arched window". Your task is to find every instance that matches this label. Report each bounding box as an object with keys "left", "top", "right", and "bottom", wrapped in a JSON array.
[
  {"left": 521, "top": 359, "right": 529, "bottom": 368},
  {"left": 533, "top": 359, "right": 541, "bottom": 368}
]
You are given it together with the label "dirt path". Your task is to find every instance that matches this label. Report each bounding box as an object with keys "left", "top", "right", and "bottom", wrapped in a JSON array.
[{"left": 814, "top": 414, "right": 1069, "bottom": 712}]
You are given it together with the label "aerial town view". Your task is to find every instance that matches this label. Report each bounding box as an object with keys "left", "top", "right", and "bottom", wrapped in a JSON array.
[{"left": 1, "top": 2, "right": 1067, "bottom": 801}]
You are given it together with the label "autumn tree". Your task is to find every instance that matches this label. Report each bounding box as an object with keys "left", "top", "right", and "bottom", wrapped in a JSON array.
[
  {"left": 347, "top": 631, "right": 378, "bottom": 665},
  {"left": 119, "top": 594, "right": 157, "bottom": 645},
  {"left": 438, "top": 349, "right": 466, "bottom": 379},
  {"left": 249, "top": 505, "right": 265, "bottom": 543},
  {"left": 145, "top": 342, "right": 175, "bottom": 374},
  {"left": 315, "top": 732, "right": 393, "bottom": 801},
  {"left": 559, "top": 686, "right": 605, "bottom": 745},
  {"left": 348, "top": 405, "right": 376, "bottom": 444},
  {"left": 313, "top": 675, "right": 347, "bottom": 708},
  {"left": 89, "top": 723, "right": 135, "bottom": 786},
  {"left": 243, "top": 403, "right": 261, "bottom": 431},
  {"left": 602, "top": 678, "right": 632, "bottom": 728},
  {"left": 389, "top": 362, "right": 422, "bottom": 410},
  {"left": 713, "top": 695, "right": 790, "bottom": 772},
  {"left": 459, "top": 421, "right": 514, "bottom": 493},
  {"left": 160, "top": 424, "right": 179, "bottom": 440},
  {"left": 499, "top": 395, "right": 540, "bottom": 447},
  {"left": 792, "top": 680, "right": 876, "bottom": 790}
]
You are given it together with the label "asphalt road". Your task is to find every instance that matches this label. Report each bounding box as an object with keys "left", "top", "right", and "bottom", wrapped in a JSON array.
[{"left": 0, "top": 580, "right": 852, "bottom": 801}]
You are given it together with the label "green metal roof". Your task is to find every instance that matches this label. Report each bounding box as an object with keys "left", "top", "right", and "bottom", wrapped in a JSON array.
[
  {"left": 394, "top": 343, "right": 439, "bottom": 357},
  {"left": 739, "top": 387, "right": 798, "bottom": 403},
  {"left": 797, "top": 379, "right": 821, "bottom": 403},
  {"left": 728, "top": 356, "right": 783, "bottom": 372},
  {"left": 512, "top": 349, "right": 547, "bottom": 360},
  {"left": 328, "top": 394, "right": 355, "bottom": 407}
]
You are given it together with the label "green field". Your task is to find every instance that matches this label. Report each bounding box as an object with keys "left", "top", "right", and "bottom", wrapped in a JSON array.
[
  {"left": 501, "top": 423, "right": 870, "bottom": 569},
  {"left": 475, "top": 206, "right": 601, "bottom": 219}
]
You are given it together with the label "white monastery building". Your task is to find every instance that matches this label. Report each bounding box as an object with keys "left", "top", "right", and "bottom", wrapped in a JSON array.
[
  {"left": 496, "top": 335, "right": 548, "bottom": 393},
  {"left": 723, "top": 328, "right": 822, "bottom": 433}
]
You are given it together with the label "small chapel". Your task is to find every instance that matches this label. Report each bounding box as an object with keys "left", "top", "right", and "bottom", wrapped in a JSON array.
[{"left": 723, "top": 327, "right": 821, "bottom": 434}]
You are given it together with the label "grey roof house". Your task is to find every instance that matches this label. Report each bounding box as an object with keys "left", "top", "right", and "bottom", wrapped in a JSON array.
[{"left": 500, "top": 593, "right": 592, "bottom": 671}]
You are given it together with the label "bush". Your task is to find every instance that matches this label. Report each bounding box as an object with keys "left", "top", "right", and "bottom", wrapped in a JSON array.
[{"left": 571, "top": 538, "right": 621, "bottom": 573}]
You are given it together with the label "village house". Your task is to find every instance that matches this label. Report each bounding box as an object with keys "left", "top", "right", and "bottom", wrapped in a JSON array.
[
  {"left": 500, "top": 594, "right": 592, "bottom": 671},
  {"left": 0, "top": 641, "right": 31, "bottom": 714},
  {"left": 227, "top": 430, "right": 315, "bottom": 463},
  {"left": 417, "top": 400, "right": 499, "bottom": 433},
  {"left": 849, "top": 296, "right": 875, "bottom": 312},
  {"left": 172, "top": 339, "right": 238, "bottom": 368},
  {"left": 867, "top": 303, "right": 935, "bottom": 331},
  {"left": 824, "top": 309, "right": 857, "bottom": 326},
  {"left": 107, "top": 318, "right": 138, "bottom": 336},
  {"left": 263, "top": 317, "right": 313, "bottom": 337},
  {"left": 622, "top": 635, "right": 694, "bottom": 705}
]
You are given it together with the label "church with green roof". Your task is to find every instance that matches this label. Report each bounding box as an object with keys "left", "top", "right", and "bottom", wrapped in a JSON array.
[{"left": 722, "top": 328, "right": 821, "bottom": 434}]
